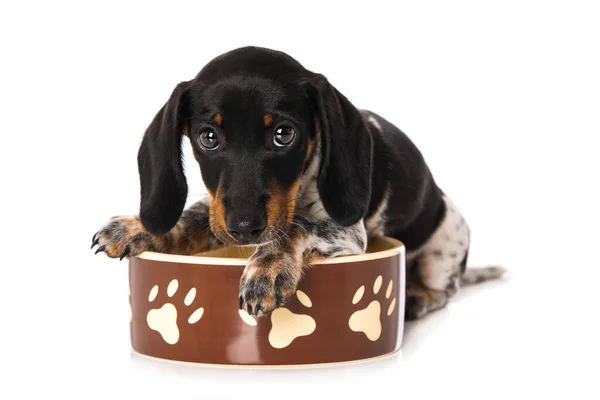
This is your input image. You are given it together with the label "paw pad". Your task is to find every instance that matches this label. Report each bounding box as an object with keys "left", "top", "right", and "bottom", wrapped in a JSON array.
[
  {"left": 348, "top": 275, "right": 396, "bottom": 341},
  {"left": 146, "top": 279, "right": 204, "bottom": 345}
]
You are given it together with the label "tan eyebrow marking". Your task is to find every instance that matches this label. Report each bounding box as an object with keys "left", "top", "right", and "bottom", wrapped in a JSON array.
[
  {"left": 264, "top": 113, "right": 273, "bottom": 127},
  {"left": 214, "top": 113, "right": 223, "bottom": 126}
]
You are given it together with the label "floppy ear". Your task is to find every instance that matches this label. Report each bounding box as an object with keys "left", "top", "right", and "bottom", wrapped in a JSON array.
[
  {"left": 137, "top": 81, "right": 191, "bottom": 235},
  {"left": 304, "top": 74, "right": 373, "bottom": 226}
]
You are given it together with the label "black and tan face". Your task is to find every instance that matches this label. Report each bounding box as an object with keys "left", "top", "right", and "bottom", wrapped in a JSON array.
[
  {"left": 136, "top": 46, "right": 372, "bottom": 240},
  {"left": 187, "top": 79, "right": 316, "bottom": 245}
]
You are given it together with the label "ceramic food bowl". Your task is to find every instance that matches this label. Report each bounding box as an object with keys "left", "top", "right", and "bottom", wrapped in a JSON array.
[{"left": 128, "top": 236, "right": 405, "bottom": 366}]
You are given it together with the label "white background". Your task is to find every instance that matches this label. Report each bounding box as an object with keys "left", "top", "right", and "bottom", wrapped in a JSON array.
[{"left": 1, "top": 1, "right": 599, "bottom": 399}]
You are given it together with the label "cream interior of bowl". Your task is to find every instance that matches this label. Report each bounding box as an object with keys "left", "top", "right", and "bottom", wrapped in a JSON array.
[{"left": 137, "top": 236, "right": 404, "bottom": 266}]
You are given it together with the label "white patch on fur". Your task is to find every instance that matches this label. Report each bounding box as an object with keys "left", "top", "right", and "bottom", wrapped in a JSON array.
[
  {"left": 306, "top": 221, "right": 367, "bottom": 256},
  {"left": 296, "top": 140, "right": 367, "bottom": 257},
  {"left": 410, "top": 195, "right": 471, "bottom": 291},
  {"left": 296, "top": 140, "right": 327, "bottom": 219},
  {"left": 367, "top": 115, "right": 382, "bottom": 131},
  {"left": 365, "top": 188, "right": 389, "bottom": 238},
  {"left": 242, "top": 265, "right": 257, "bottom": 280}
]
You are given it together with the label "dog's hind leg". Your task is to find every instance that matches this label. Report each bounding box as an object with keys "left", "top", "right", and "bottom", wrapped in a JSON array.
[
  {"left": 404, "top": 196, "right": 471, "bottom": 320},
  {"left": 404, "top": 282, "right": 450, "bottom": 321},
  {"left": 404, "top": 195, "right": 505, "bottom": 320},
  {"left": 404, "top": 251, "right": 465, "bottom": 320}
]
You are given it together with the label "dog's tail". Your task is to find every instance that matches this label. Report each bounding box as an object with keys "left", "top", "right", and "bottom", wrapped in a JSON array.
[{"left": 461, "top": 266, "right": 507, "bottom": 285}]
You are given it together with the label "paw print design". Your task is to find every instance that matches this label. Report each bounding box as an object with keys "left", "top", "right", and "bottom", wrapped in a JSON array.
[
  {"left": 348, "top": 275, "right": 396, "bottom": 341},
  {"left": 238, "top": 308, "right": 258, "bottom": 326},
  {"left": 146, "top": 279, "right": 204, "bottom": 345},
  {"left": 237, "top": 290, "right": 316, "bottom": 349},
  {"left": 268, "top": 290, "right": 316, "bottom": 349}
]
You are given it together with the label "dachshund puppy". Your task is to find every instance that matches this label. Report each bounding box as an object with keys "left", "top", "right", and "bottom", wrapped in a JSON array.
[{"left": 92, "top": 46, "right": 504, "bottom": 320}]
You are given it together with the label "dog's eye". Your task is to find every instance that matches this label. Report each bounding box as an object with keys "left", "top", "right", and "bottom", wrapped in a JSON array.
[
  {"left": 199, "top": 130, "right": 220, "bottom": 150},
  {"left": 274, "top": 127, "right": 296, "bottom": 147}
]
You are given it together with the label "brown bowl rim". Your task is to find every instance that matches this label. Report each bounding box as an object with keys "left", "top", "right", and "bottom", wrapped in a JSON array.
[{"left": 136, "top": 236, "right": 404, "bottom": 266}]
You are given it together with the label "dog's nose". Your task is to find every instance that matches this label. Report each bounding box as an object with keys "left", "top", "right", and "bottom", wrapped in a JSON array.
[{"left": 226, "top": 215, "right": 266, "bottom": 242}]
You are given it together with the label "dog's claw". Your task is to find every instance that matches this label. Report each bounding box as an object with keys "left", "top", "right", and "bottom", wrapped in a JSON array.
[
  {"left": 247, "top": 303, "right": 253, "bottom": 316},
  {"left": 119, "top": 247, "right": 131, "bottom": 261},
  {"left": 239, "top": 296, "right": 243, "bottom": 310},
  {"left": 95, "top": 245, "right": 106, "bottom": 255},
  {"left": 91, "top": 233, "right": 99, "bottom": 249}
]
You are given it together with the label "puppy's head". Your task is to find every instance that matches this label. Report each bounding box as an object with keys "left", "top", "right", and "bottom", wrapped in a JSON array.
[{"left": 137, "top": 46, "right": 372, "bottom": 246}]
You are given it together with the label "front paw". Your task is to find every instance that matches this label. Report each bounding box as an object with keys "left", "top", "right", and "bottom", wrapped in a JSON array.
[
  {"left": 91, "top": 216, "right": 158, "bottom": 260},
  {"left": 239, "top": 263, "right": 299, "bottom": 317}
]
